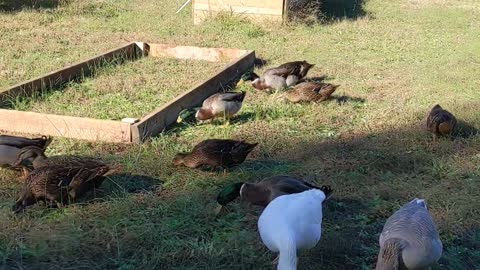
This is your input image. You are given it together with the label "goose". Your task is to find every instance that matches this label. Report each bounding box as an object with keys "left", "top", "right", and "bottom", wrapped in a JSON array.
[
  {"left": 258, "top": 187, "right": 332, "bottom": 270},
  {"left": 375, "top": 198, "right": 443, "bottom": 270}
]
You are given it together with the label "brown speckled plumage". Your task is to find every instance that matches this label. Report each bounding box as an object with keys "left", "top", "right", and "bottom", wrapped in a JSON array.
[
  {"left": 14, "top": 146, "right": 109, "bottom": 170},
  {"left": 426, "top": 104, "right": 457, "bottom": 138},
  {"left": 284, "top": 82, "right": 339, "bottom": 103},
  {"left": 173, "top": 139, "right": 257, "bottom": 169},
  {"left": 13, "top": 163, "right": 120, "bottom": 213}
]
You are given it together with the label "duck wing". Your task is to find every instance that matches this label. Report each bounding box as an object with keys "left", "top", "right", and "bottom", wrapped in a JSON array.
[
  {"left": 264, "top": 65, "right": 301, "bottom": 78},
  {"left": 0, "top": 135, "right": 51, "bottom": 149},
  {"left": 218, "top": 92, "right": 246, "bottom": 102}
]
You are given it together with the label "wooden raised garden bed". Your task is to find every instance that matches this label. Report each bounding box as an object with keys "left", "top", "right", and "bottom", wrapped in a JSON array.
[
  {"left": 193, "top": 0, "right": 287, "bottom": 24},
  {"left": 0, "top": 42, "right": 255, "bottom": 143}
]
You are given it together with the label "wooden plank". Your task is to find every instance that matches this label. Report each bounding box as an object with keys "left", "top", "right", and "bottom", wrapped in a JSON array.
[
  {"left": 0, "top": 109, "right": 132, "bottom": 143},
  {"left": 131, "top": 50, "right": 255, "bottom": 143},
  {"left": 0, "top": 42, "right": 144, "bottom": 107},
  {"left": 146, "top": 44, "right": 249, "bottom": 62},
  {"left": 194, "top": 11, "right": 282, "bottom": 24},
  {"left": 194, "top": 0, "right": 284, "bottom": 10},
  {"left": 194, "top": 3, "right": 283, "bottom": 15}
]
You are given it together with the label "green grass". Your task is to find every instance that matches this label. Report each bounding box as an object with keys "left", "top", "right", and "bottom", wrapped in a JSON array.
[
  {"left": 1, "top": 0, "right": 480, "bottom": 269},
  {"left": 6, "top": 56, "right": 227, "bottom": 120}
]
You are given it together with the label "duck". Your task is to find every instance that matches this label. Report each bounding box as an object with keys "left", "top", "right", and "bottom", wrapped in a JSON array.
[
  {"left": 426, "top": 104, "right": 457, "bottom": 139},
  {"left": 177, "top": 107, "right": 201, "bottom": 124},
  {"left": 375, "top": 198, "right": 442, "bottom": 270},
  {"left": 195, "top": 91, "right": 246, "bottom": 122},
  {"left": 258, "top": 187, "right": 332, "bottom": 270},
  {"left": 238, "top": 61, "right": 315, "bottom": 91},
  {"left": 173, "top": 139, "right": 257, "bottom": 172},
  {"left": 0, "top": 135, "right": 51, "bottom": 176},
  {"left": 12, "top": 163, "right": 121, "bottom": 213},
  {"left": 13, "top": 146, "right": 110, "bottom": 170},
  {"left": 280, "top": 82, "right": 339, "bottom": 103},
  {"left": 216, "top": 175, "right": 332, "bottom": 207}
]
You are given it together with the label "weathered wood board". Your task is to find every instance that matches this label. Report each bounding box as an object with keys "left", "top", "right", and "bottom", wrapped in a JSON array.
[
  {"left": 0, "top": 109, "right": 132, "bottom": 143},
  {"left": 0, "top": 42, "right": 255, "bottom": 143},
  {"left": 193, "top": 0, "right": 286, "bottom": 24}
]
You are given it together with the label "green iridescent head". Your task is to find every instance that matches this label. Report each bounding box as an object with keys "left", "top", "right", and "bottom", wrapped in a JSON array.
[
  {"left": 216, "top": 182, "right": 244, "bottom": 205},
  {"left": 177, "top": 107, "right": 200, "bottom": 123},
  {"left": 236, "top": 71, "right": 260, "bottom": 86}
]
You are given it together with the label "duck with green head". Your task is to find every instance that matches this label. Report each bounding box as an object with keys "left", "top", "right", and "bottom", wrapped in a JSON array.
[
  {"left": 216, "top": 175, "right": 333, "bottom": 210},
  {"left": 176, "top": 107, "right": 201, "bottom": 124}
]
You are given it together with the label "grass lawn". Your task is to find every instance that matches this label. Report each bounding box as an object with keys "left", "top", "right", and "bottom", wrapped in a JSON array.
[
  {"left": 1, "top": 0, "right": 480, "bottom": 269},
  {"left": 7, "top": 56, "right": 227, "bottom": 120}
]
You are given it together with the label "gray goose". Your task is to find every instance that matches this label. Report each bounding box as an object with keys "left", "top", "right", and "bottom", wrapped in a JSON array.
[{"left": 376, "top": 198, "right": 442, "bottom": 270}]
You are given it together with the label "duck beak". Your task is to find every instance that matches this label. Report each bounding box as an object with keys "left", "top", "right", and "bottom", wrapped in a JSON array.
[
  {"left": 214, "top": 204, "right": 224, "bottom": 216},
  {"left": 236, "top": 79, "right": 245, "bottom": 87},
  {"left": 176, "top": 116, "right": 183, "bottom": 123}
]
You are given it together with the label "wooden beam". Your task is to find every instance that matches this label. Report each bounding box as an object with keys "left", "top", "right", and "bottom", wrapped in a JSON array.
[
  {"left": 0, "top": 109, "right": 132, "bottom": 143},
  {"left": 0, "top": 42, "right": 144, "bottom": 107},
  {"left": 145, "top": 44, "right": 249, "bottom": 62},
  {"left": 131, "top": 50, "right": 255, "bottom": 143}
]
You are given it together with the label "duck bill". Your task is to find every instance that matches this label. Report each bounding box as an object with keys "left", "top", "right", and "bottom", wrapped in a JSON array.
[
  {"left": 236, "top": 79, "right": 245, "bottom": 87},
  {"left": 176, "top": 116, "right": 183, "bottom": 123},
  {"left": 214, "top": 204, "right": 224, "bottom": 216}
]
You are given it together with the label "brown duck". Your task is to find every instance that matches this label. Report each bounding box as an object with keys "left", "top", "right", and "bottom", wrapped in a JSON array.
[
  {"left": 13, "top": 163, "right": 121, "bottom": 213},
  {"left": 282, "top": 82, "right": 339, "bottom": 103},
  {"left": 426, "top": 104, "right": 457, "bottom": 139},
  {"left": 217, "top": 175, "right": 333, "bottom": 207},
  {"left": 13, "top": 146, "right": 108, "bottom": 169},
  {"left": 173, "top": 139, "right": 257, "bottom": 170}
]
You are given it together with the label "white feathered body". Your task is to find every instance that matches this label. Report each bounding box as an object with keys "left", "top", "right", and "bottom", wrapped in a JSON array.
[{"left": 258, "top": 189, "right": 326, "bottom": 270}]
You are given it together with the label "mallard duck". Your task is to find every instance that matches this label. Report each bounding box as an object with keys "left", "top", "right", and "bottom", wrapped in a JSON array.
[
  {"left": 238, "top": 61, "right": 315, "bottom": 90},
  {"left": 217, "top": 175, "right": 332, "bottom": 207},
  {"left": 258, "top": 187, "right": 332, "bottom": 270},
  {"left": 376, "top": 198, "right": 442, "bottom": 270},
  {"left": 173, "top": 139, "right": 257, "bottom": 171},
  {"left": 177, "top": 107, "right": 201, "bottom": 124},
  {"left": 194, "top": 91, "right": 246, "bottom": 122},
  {"left": 13, "top": 146, "right": 112, "bottom": 170},
  {"left": 281, "top": 82, "right": 339, "bottom": 103},
  {"left": 12, "top": 163, "right": 121, "bottom": 213},
  {"left": 426, "top": 104, "right": 457, "bottom": 139},
  {"left": 0, "top": 135, "right": 51, "bottom": 176}
]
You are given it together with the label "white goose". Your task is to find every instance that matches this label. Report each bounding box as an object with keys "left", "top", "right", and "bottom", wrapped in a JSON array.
[
  {"left": 376, "top": 198, "right": 443, "bottom": 270},
  {"left": 258, "top": 187, "right": 332, "bottom": 270}
]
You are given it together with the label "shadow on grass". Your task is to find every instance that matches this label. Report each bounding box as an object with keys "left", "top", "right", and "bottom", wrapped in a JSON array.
[
  {"left": 0, "top": 0, "right": 63, "bottom": 12},
  {"left": 453, "top": 120, "right": 479, "bottom": 139},
  {"left": 84, "top": 173, "right": 162, "bottom": 201},
  {"left": 321, "top": 0, "right": 368, "bottom": 21}
]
